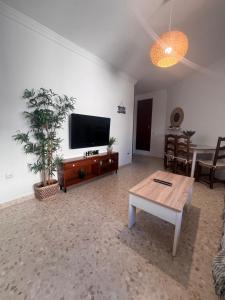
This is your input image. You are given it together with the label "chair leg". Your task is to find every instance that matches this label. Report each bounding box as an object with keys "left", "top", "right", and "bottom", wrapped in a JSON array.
[
  {"left": 185, "top": 163, "right": 190, "bottom": 176},
  {"left": 173, "top": 159, "right": 177, "bottom": 173},
  {"left": 164, "top": 155, "right": 167, "bottom": 169},
  {"left": 188, "top": 163, "right": 191, "bottom": 177},
  {"left": 196, "top": 162, "right": 201, "bottom": 182},
  {"left": 210, "top": 168, "right": 215, "bottom": 189}
]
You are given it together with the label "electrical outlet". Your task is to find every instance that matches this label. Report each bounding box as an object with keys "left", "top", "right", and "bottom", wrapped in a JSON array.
[{"left": 5, "top": 173, "right": 13, "bottom": 179}]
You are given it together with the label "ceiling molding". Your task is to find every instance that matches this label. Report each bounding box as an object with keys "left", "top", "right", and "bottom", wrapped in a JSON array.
[{"left": 0, "top": 1, "right": 137, "bottom": 85}]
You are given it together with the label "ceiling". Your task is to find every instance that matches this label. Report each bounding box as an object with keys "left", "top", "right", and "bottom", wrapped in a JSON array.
[{"left": 2, "top": 0, "right": 225, "bottom": 93}]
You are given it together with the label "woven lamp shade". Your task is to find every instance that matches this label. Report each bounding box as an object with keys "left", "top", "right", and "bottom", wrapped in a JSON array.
[{"left": 150, "top": 31, "right": 188, "bottom": 68}]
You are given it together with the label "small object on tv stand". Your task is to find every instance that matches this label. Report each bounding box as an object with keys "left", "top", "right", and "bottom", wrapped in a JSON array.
[{"left": 84, "top": 149, "right": 99, "bottom": 157}]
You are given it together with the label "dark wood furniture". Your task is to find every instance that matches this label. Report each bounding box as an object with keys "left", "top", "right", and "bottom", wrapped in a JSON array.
[
  {"left": 58, "top": 152, "right": 118, "bottom": 192},
  {"left": 196, "top": 137, "right": 225, "bottom": 189},
  {"left": 164, "top": 134, "right": 177, "bottom": 171},
  {"left": 174, "top": 135, "right": 192, "bottom": 176}
]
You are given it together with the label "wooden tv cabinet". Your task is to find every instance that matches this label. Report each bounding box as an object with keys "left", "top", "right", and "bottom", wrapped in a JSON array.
[{"left": 57, "top": 152, "right": 118, "bottom": 192}]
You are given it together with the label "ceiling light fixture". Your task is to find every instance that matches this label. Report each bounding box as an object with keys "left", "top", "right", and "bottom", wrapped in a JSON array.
[
  {"left": 150, "top": 1, "right": 189, "bottom": 68},
  {"left": 151, "top": 31, "right": 188, "bottom": 68}
]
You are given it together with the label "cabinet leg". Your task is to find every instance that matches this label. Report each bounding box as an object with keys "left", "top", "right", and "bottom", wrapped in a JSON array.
[
  {"left": 64, "top": 187, "right": 67, "bottom": 193},
  {"left": 60, "top": 185, "right": 62, "bottom": 190}
]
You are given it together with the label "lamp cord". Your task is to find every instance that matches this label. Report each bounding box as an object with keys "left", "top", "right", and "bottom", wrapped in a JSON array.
[{"left": 169, "top": 0, "right": 174, "bottom": 32}]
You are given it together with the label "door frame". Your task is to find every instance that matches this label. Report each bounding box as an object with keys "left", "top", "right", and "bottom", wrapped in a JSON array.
[{"left": 133, "top": 97, "right": 153, "bottom": 156}]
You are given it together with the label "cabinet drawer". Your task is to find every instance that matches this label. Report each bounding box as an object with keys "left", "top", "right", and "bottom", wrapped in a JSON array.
[
  {"left": 64, "top": 168, "right": 80, "bottom": 180},
  {"left": 64, "top": 162, "right": 80, "bottom": 170},
  {"left": 64, "top": 159, "right": 99, "bottom": 170},
  {"left": 80, "top": 159, "right": 98, "bottom": 167},
  {"left": 91, "top": 158, "right": 99, "bottom": 164}
]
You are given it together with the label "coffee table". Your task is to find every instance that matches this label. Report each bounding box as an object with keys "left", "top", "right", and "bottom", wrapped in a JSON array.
[{"left": 128, "top": 170, "right": 194, "bottom": 256}]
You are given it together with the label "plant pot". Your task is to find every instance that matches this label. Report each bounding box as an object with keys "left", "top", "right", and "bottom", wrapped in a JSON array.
[
  {"left": 34, "top": 180, "right": 59, "bottom": 200},
  {"left": 107, "top": 146, "right": 113, "bottom": 154}
]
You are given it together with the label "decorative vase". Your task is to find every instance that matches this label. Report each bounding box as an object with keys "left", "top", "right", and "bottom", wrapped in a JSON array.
[
  {"left": 107, "top": 146, "right": 113, "bottom": 154},
  {"left": 34, "top": 180, "right": 59, "bottom": 200}
]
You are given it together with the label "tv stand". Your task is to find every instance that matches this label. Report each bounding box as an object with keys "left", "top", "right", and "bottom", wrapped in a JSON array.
[{"left": 57, "top": 152, "right": 118, "bottom": 192}]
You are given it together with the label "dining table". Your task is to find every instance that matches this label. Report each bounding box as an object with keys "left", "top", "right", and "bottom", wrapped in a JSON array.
[{"left": 190, "top": 144, "right": 215, "bottom": 177}]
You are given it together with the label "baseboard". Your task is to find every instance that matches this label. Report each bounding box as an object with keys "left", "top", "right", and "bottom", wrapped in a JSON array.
[
  {"left": 0, "top": 193, "right": 34, "bottom": 210},
  {"left": 119, "top": 162, "right": 132, "bottom": 169},
  {"left": 133, "top": 150, "right": 151, "bottom": 156},
  {"left": 133, "top": 154, "right": 163, "bottom": 160},
  {"left": 133, "top": 150, "right": 163, "bottom": 158}
]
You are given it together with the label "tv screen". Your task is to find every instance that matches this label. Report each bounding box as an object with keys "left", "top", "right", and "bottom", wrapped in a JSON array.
[{"left": 70, "top": 114, "right": 110, "bottom": 149}]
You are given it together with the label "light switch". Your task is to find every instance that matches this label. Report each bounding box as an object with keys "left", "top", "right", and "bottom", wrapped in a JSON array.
[{"left": 5, "top": 173, "right": 13, "bottom": 179}]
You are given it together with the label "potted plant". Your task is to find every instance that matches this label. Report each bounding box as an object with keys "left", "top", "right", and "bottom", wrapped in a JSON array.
[
  {"left": 182, "top": 130, "right": 196, "bottom": 143},
  {"left": 13, "top": 88, "right": 75, "bottom": 200},
  {"left": 107, "top": 137, "right": 117, "bottom": 154}
]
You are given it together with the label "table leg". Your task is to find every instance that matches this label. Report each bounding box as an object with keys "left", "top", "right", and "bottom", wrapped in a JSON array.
[
  {"left": 172, "top": 211, "right": 183, "bottom": 256},
  {"left": 186, "top": 187, "right": 193, "bottom": 212},
  {"left": 128, "top": 202, "right": 136, "bottom": 229},
  {"left": 191, "top": 150, "right": 197, "bottom": 178}
]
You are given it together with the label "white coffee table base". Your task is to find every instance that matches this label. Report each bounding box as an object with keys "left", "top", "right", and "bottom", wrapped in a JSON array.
[{"left": 128, "top": 189, "right": 192, "bottom": 256}]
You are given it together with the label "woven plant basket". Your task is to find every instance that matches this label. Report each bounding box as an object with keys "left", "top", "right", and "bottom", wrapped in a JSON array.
[{"left": 34, "top": 180, "right": 59, "bottom": 200}]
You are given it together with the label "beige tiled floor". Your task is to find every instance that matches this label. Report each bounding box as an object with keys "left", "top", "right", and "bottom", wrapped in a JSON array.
[{"left": 0, "top": 156, "right": 224, "bottom": 300}]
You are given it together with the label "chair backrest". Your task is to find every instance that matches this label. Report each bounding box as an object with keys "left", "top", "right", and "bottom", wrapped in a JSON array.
[
  {"left": 213, "top": 137, "right": 225, "bottom": 166},
  {"left": 165, "top": 134, "right": 177, "bottom": 156},
  {"left": 176, "top": 135, "right": 191, "bottom": 161}
]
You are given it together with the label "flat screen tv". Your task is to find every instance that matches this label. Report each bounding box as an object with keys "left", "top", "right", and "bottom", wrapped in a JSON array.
[{"left": 70, "top": 114, "right": 111, "bottom": 149}]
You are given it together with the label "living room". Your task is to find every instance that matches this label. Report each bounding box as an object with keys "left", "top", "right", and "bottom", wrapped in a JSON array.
[{"left": 1, "top": 0, "right": 225, "bottom": 299}]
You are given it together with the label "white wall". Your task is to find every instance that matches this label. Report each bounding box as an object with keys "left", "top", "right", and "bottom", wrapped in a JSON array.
[
  {"left": 166, "top": 59, "right": 225, "bottom": 146},
  {"left": 0, "top": 4, "right": 135, "bottom": 203},
  {"left": 133, "top": 90, "right": 167, "bottom": 158}
]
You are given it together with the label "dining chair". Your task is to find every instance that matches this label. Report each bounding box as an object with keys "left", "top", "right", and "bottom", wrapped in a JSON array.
[
  {"left": 196, "top": 137, "right": 225, "bottom": 189},
  {"left": 174, "top": 135, "right": 192, "bottom": 176},
  {"left": 164, "top": 134, "right": 177, "bottom": 171}
]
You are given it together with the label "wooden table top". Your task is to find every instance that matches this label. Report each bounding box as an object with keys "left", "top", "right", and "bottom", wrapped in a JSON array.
[
  {"left": 129, "top": 171, "right": 194, "bottom": 212},
  {"left": 190, "top": 144, "right": 215, "bottom": 151}
]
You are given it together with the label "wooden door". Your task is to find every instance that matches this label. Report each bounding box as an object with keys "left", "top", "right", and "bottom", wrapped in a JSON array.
[{"left": 136, "top": 99, "right": 152, "bottom": 151}]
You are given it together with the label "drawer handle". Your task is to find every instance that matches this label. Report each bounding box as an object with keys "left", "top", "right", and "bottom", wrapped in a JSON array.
[{"left": 73, "top": 164, "right": 75, "bottom": 167}]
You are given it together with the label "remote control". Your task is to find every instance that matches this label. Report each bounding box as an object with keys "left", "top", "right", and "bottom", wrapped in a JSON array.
[{"left": 153, "top": 178, "right": 172, "bottom": 186}]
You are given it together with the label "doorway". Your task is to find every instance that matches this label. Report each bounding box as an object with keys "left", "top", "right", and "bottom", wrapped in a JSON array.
[{"left": 136, "top": 98, "right": 152, "bottom": 151}]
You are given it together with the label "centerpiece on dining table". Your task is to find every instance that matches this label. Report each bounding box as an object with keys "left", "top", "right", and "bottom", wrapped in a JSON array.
[{"left": 182, "top": 130, "right": 196, "bottom": 144}]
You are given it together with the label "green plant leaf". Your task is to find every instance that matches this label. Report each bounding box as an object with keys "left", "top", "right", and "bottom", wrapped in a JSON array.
[{"left": 13, "top": 88, "right": 76, "bottom": 186}]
